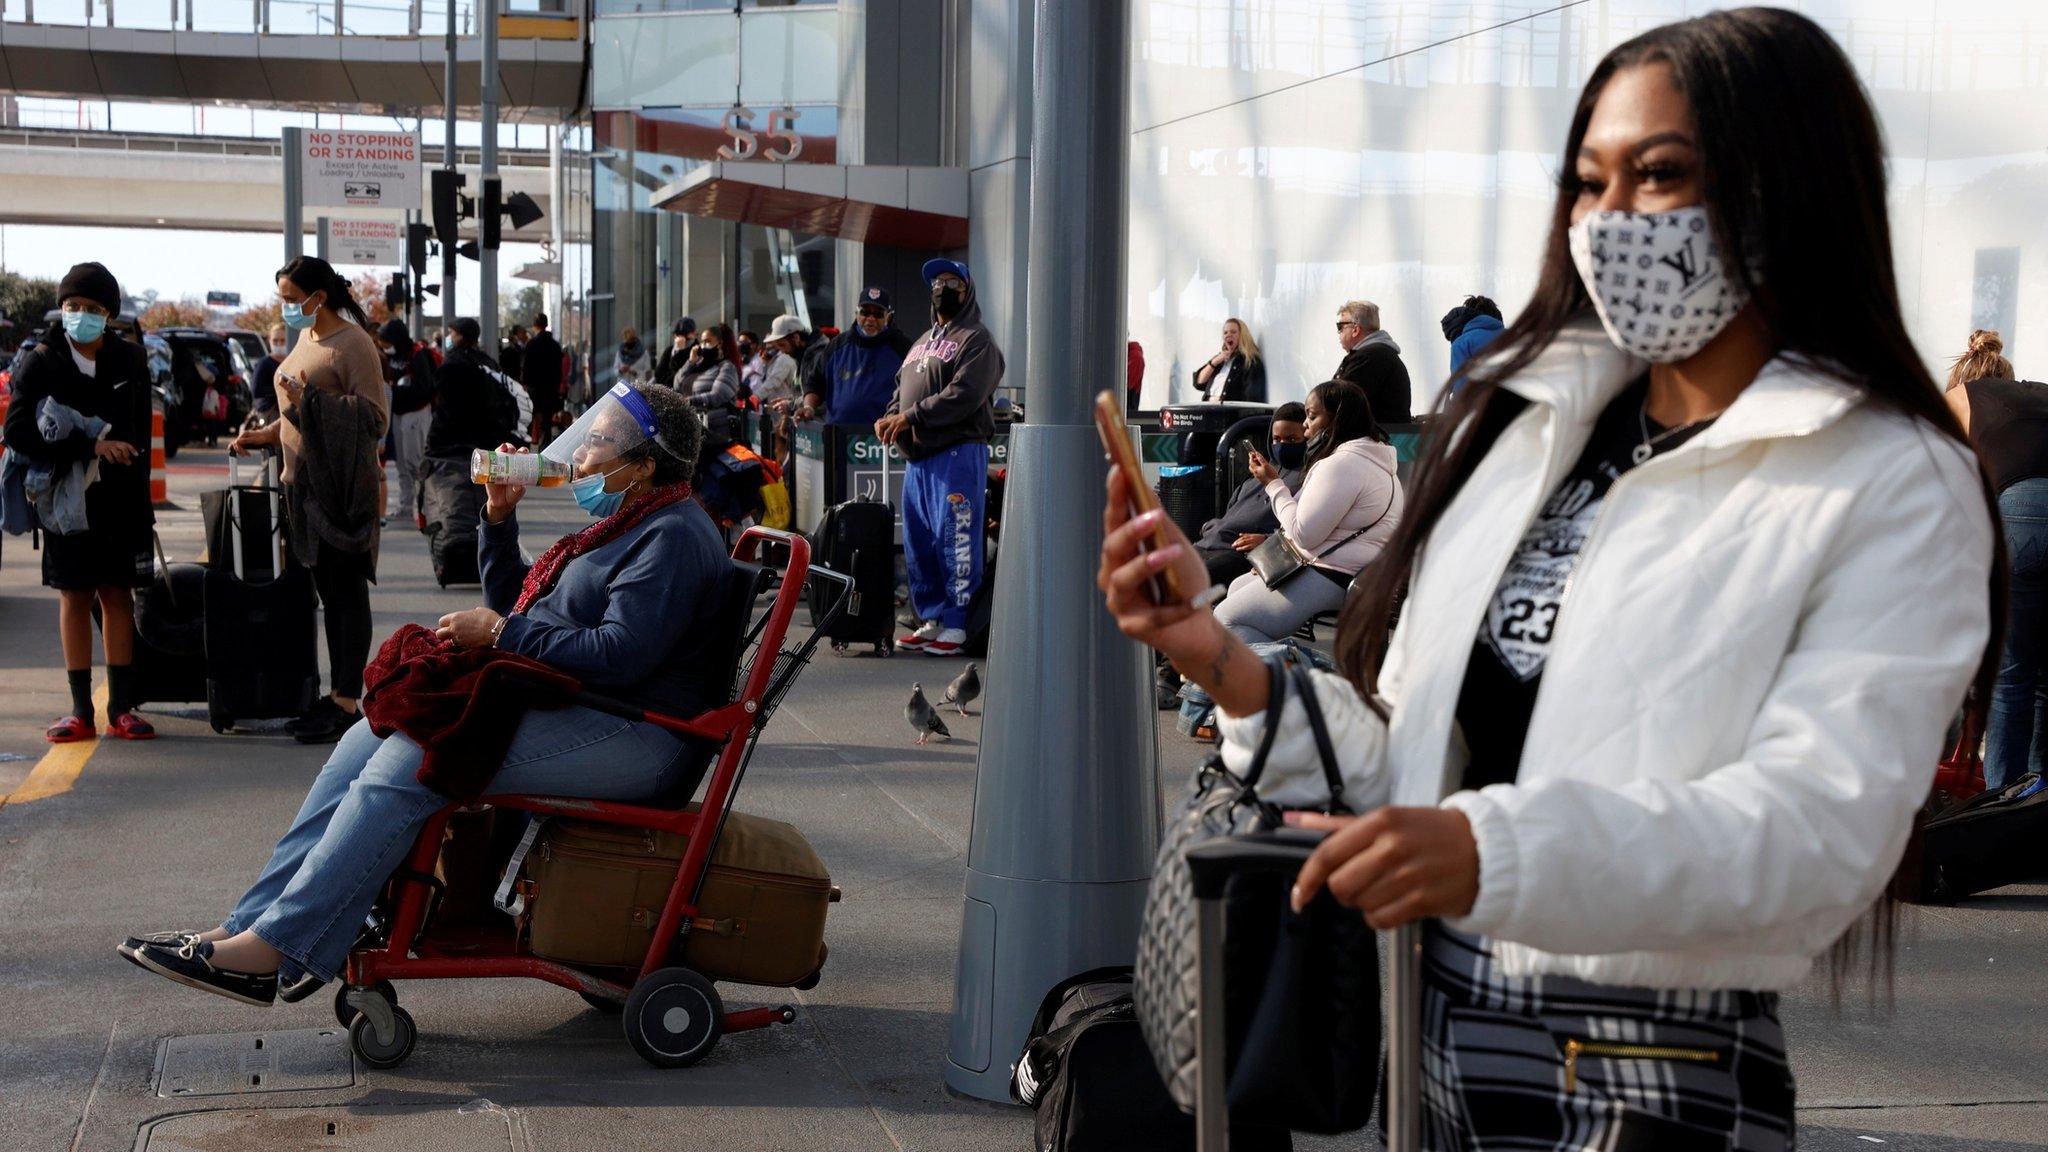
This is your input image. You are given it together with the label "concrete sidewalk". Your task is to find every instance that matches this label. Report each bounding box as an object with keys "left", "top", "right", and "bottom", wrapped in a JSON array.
[{"left": 0, "top": 448, "right": 2042, "bottom": 1150}]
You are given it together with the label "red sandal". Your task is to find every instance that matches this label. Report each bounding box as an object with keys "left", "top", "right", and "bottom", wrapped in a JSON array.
[
  {"left": 106, "top": 712, "right": 157, "bottom": 741},
  {"left": 45, "top": 715, "right": 96, "bottom": 744}
]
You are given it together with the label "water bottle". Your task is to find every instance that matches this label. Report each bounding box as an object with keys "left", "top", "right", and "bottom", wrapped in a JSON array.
[{"left": 471, "top": 448, "right": 570, "bottom": 488}]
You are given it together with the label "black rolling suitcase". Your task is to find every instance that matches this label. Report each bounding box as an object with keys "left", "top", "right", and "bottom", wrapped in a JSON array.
[
  {"left": 420, "top": 452, "right": 483, "bottom": 587},
  {"left": 1921, "top": 773, "right": 2048, "bottom": 901},
  {"left": 808, "top": 500, "right": 896, "bottom": 655},
  {"left": 1012, "top": 968, "right": 1197, "bottom": 1151},
  {"left": 131, "top": 553, "right": 210, "bottom": 706},
  {"left": 202, "top": 478, "right": 318, "bottom": 733}
]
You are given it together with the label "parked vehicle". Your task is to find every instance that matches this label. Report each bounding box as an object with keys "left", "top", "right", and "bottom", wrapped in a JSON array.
[
  {"left": 153, "top": 328, "right": 253, "bottom": 448},
  {"left": 216, "top": 329, "right": 268, "bottom": 369},
  {"left": 143, "top": 333, "right": 182, "bottom": 460}
]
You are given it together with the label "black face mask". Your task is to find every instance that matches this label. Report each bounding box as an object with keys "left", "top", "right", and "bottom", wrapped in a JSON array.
[
  {"left": 933, "top": 285, "right": 965, "bottom": 317},
  {"left": 1269, "top": 440, "right": 1307, "bottom": 470}
]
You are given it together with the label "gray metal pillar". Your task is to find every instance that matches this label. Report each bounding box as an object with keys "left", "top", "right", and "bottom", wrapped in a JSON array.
[
  {"left": 282, "top": 126, "right": 304, "bottom": 353},
  {"left": 944, "top": 0, "right": 1155, "bottom": 1103},
  {"left": 479, "top": 0, "right": 499, "bottom": 351},
  {"left": 440, "top": 0, "right": 457, "bottom": 332},
  {"left": 546, "top": 121, "right": 565, "bottom": 326},
  {"left": 315, "top": 215, "right": 330, "bottom": 262}
]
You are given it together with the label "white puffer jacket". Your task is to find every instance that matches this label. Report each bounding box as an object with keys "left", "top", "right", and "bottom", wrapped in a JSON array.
[{"left": 1219, "top": 321, "right": 1994, "bottom": 990}]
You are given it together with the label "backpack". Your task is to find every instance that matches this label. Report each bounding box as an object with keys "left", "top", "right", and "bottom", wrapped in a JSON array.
[{"left": 1012, "top": 968, "right": 1193, "bottom": 1151}]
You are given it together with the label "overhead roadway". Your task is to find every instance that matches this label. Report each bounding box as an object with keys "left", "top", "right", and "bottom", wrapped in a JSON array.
[
  {"left": 0, "top": 127, "right": 589, "bottom": 243},
  {"left": 0, "top": 15, "right": 585, "bottom": 123}
]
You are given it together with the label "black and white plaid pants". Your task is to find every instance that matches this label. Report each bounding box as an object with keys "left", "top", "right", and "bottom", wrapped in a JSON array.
[{"left": 1419, "top": 926, "right": 1796, "bottom": 1151}]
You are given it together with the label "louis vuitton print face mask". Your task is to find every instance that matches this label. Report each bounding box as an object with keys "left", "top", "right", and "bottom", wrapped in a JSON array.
[{"left": 1568, "top": 205, "right": 1749, "bottom": 363}]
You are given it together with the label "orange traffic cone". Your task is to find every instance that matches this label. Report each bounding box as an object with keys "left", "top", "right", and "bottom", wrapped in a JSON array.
[{"left": 149, "top": 407, "right": 170, "bottom": 507}]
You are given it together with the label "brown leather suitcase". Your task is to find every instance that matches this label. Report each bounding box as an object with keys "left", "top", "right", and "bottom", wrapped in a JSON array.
[{"left": 524, "top": 809, "right": 835, "bottom": 987}]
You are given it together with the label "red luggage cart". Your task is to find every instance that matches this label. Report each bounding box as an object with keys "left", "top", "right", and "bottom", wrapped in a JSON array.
[{"left": 334, "top": 527, "right": 853, "bottom": 1069}]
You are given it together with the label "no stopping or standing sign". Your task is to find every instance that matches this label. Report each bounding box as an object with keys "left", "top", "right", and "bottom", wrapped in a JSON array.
[{"left": 300, "top": 130, "right": 421, "bottom": 211}]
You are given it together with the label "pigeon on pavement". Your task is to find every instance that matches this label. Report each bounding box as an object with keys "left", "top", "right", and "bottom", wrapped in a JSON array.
[
  {"left": 907, "top": 683, "right": 951, "bottom": 745},
  {"left": 940, "top": 662, "right": 982, "bottom": 717}
]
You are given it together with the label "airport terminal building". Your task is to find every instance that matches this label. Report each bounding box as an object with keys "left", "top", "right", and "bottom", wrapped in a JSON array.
[{"left": 590, "top": 0, "right": 2048, "bottom": 409}]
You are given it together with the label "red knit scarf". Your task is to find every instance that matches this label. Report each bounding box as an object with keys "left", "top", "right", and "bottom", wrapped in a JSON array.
[{"left": 513, "top": 481, "right": 694, "bottom": 614}]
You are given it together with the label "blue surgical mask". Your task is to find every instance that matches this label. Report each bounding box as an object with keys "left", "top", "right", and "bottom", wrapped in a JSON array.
[
  {"left": 570, "top": 461, "right": 631, "bottom": 517},
  {"left": 281, "top": 293, "right": 322, "bottom": 330},
  {"left": 62, "top": 310, "right": 107, "bottom": 344}
]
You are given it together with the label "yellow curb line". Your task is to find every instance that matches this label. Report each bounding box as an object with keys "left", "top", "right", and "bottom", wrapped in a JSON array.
[{"left": 1, "top": 684, "right": 112, "bottom": 810}]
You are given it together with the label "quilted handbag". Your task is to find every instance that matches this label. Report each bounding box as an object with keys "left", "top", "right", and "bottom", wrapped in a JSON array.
[{"left": 1133, "top": 657, "right": 1372, "bottom": 1127}]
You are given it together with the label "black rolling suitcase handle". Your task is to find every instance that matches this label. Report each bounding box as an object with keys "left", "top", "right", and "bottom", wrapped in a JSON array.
[
  {"left": 1183, "top": 831, "right": 1423, "bottom": 1152},
  {"left": 1184, "top": 830, "right": 1321, "bottom": 1152}
]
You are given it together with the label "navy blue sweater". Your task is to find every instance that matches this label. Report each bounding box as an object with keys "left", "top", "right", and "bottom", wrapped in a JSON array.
[{"left": 479, "top": 498, "right": 730, "bottom": 717}]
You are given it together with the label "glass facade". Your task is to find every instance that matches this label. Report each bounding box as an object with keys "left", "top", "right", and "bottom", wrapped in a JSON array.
[
  {"left": 589, "top": 2, "right": 845, "bottom": 387},
  {"left": 1125, "top": 0, "right": 2048, "bottom": 410}
]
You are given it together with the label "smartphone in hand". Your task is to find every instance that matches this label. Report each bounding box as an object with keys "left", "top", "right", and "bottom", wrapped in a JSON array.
[{"left": 1095, "top": 389, "right": 1184, "bottom": 606}]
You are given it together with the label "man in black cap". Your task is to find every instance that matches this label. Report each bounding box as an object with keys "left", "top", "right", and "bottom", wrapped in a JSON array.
[
  {"left": 2, "top": 261, "right": 158, "bottom": 742},
  {"left": 520, "top": 311, "right": 566, "bottom": 442},
  {"left": 797, "top": 286, "right": 911, "bottom": 427},
  {"left": 879, "top": 261, "right": 1005, "bottom": 657},
  {"left": 376, "top": 318, "right": 439, "bottom": 529},
  {"left": 654, "top": 317, "right": 698, "bottom": 390}
]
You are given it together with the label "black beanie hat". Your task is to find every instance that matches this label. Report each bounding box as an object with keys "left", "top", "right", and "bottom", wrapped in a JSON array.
[
  {"left": 378, "top": 318, "right": 411, "bottom": 348},
  {"left": 57, "top": 262, "right": 121, "bottom": 316}
]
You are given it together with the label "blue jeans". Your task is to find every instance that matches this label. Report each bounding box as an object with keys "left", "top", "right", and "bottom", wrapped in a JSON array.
[
  {"left": 221, "top": 706, "right": 691, "bottom": 981},
  {"left": 1987, "top": 478, "right": 2048, "bottom": 790},
  {"left": 902, "top": 442, "right": 989, "bottom": 630}
]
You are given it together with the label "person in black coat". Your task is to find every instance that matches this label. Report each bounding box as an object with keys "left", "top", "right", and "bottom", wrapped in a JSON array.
[
  {"left": 652, "top": 318, "right": 697, "bottom": 390},
  {"left": 1190, "top": 317, "right": 1268, "bottom": 403},
  {"left": 1, "top": 262, "right": 158, "bottom": 742},
  {"left": 426, "top": 318, "right": 522, "bottom": 459},
  {"left": 1332, "top": 298, "right": 1412, "bottom": 423},
  {"left": 520, "top": 312, "right": 567, "bottom": 442}
]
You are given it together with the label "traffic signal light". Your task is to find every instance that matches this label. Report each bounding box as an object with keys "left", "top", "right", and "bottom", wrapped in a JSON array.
[
  {"left": 407, "top": 223, "right": 432, "bottom": 277},
  {"left": 458, "top": 241, "right": 480, "bottom": 262},
  {"left": 384, "top": 274, "right": 406, "bottom": 311},
  {"left": 480, "top": 176, "right": 501, "bottom": 251},
  {"left": 431, "top": 169, "right": 467, "bottom": 245}
]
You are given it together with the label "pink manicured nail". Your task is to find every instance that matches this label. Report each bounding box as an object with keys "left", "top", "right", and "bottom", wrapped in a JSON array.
[
  {"left": 1136, "top": 509, "right": 1164, "bottom": 527},
  {"left": 1147, "top": 545, "right": 1182, "bottom": 568}
]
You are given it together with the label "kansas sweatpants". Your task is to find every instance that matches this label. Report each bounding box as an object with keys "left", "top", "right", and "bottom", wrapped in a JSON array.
[{"left": 901, "top": 442, "right": 989, "bottom": 631}]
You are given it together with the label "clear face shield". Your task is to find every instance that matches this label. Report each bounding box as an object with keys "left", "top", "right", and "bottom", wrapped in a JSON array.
[{"left": 542, "top": 382, "right": 659, "bottom": 479}]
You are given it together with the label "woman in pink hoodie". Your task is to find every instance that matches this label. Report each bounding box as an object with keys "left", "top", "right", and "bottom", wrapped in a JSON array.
[{"left": 1214, "top": 379, "right": 1401, "bottom": 642}]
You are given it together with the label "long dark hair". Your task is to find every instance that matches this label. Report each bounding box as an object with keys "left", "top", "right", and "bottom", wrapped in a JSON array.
[
  {"left": 704, "top": 323, "right": 742, "bottom": 368},
  {"left": 1336, "top": 7, "right": 2004, "bottom": 996},
  {"left": 276, "top": 255, "right": 373, "bottom": 333},
  {"left": 1305, "top": 379, "right": 1386, "bottom": 470}
]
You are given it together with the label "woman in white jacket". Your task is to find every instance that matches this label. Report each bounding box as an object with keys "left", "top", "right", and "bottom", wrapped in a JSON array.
[
  {"left": 1214, "top": 378, "right": 1400, "bottom": 642},
  {"left": 1099, "top": 10, "right": 1997, "bottom": 1149}
]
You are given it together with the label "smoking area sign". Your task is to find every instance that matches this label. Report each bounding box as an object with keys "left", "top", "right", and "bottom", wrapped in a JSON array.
[{"left": 301, "top": 130, "right": 421, "bottom": 211}]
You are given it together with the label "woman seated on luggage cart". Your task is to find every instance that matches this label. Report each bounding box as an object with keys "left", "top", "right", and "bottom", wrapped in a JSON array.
[{"left": 119, "top": 383, "right": 733, "bottom": 1007}]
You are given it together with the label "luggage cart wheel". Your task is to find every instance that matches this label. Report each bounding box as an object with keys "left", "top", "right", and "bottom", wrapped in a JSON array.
[
  {"left": 348, "top": 1003, "right": 417, "bottom": 1069},
  {"left": 208, "top": 705, "right": 231, "bottom": 734},
  {"left": 624, "top": 967, "right": 723, "bottom": 1069}
]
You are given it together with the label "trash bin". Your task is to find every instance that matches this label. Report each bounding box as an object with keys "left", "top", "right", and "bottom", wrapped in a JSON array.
[{"left": 1157, "top": 464, "right": 1213, "bottom": 543}]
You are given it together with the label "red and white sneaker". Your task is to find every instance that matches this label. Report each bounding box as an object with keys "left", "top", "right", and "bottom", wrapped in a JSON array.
[
  {"left": 921, "top": 629, "right": 969, "bottom": 657},
  {"left": 899, "top": 620, "right": 943, "bottom": 652}
]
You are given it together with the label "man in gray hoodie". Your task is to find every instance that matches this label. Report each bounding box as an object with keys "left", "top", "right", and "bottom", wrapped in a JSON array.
[{"left": 875, "top": 259, "right": 1006, "bottom": 656}]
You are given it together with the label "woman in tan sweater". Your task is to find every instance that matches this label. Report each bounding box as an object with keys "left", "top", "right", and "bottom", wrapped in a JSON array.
[{"left": 230, "top": 257, "right": 388, "bottom": 744}]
